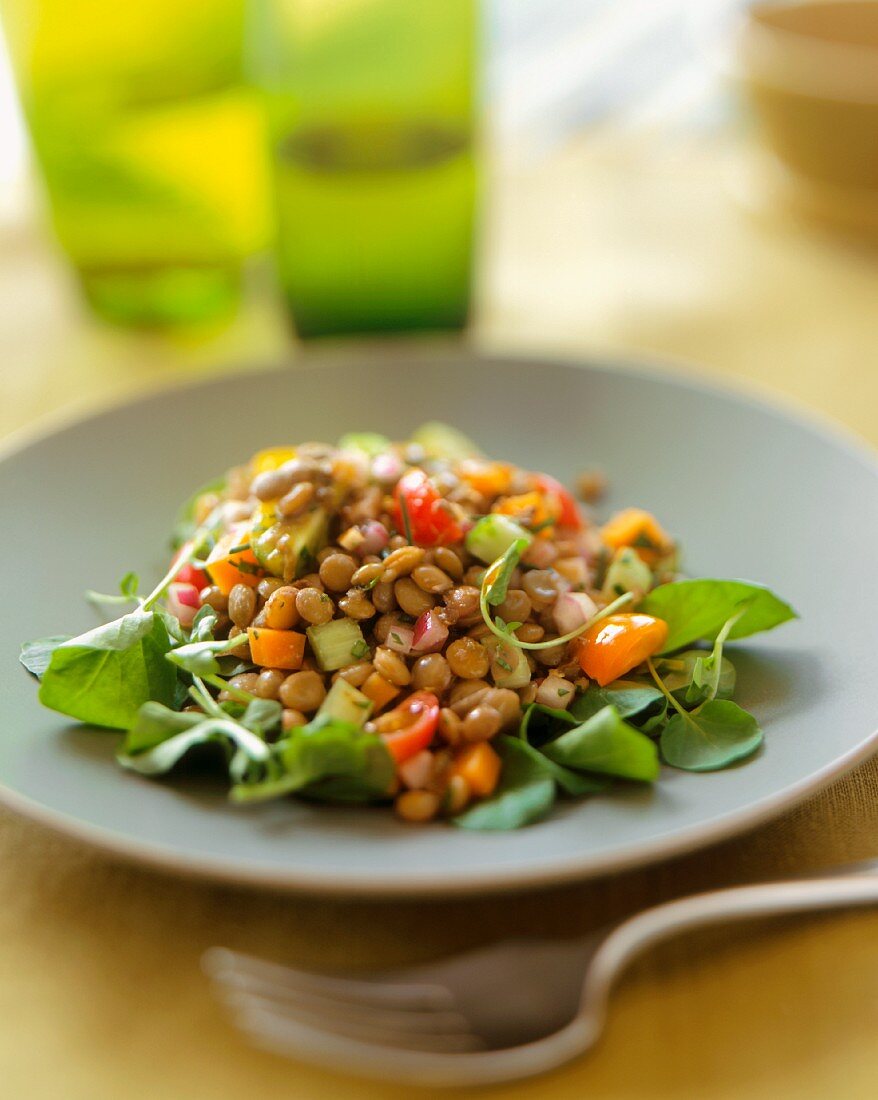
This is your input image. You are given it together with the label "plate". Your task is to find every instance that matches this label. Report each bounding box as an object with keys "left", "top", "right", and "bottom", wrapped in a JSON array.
[{"left": 2, "top": 352, "right": 876, "bottom": 896}]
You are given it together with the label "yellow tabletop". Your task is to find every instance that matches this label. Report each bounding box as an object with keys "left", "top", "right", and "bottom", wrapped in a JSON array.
[{"left": 2, "top": 133, "right": 878, "bottom": 1100}]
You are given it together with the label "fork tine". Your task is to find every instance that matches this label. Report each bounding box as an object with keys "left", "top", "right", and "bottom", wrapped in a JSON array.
[
  {"left": 228, "top": 994, "right": 485, "bottom": 1054},
  {"left": 203, "top": 948, "right": 456, "bottom": 1011}
]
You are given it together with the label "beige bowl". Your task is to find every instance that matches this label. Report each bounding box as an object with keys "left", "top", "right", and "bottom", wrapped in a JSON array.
[{"left": 737, "top": 1, "right": 878, "bottom": 232}]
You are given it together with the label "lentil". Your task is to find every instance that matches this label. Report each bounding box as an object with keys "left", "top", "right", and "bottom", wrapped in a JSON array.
[
  {"left": 279, "top": 670, "right": 326, "bottom": 713},
  {"left": 228, "top": 584, "right": 257, "bottom": 628},
  {"left": 264, "top": 586, "right": 300, "bottom": 630},
  {"left": 411, "top": 653, "right": 452, "bottom": 694},
  {"left": 381, "top": 545, "right": 425, "bottom": 582},
  {"left": 395, "top": 789, "right": 440, "bottom": 823},
  {"left": 462, "top": 705, "right": 502, "bottom": 742},
  {"left": 373, "top": 646, "right": 411, "bottom": 686},
  {"left": 339, "top": 589, "right": 376, "bottom": 620},
  {"left": 394, "top": 577, "right": 435, "bottom": 617},
  {"left": 319, "top": 552, "right": 358, "bottom": 593},
  {"left": 446, "top": 637, "right": 490, "bottom": 680},
  {"left": 254, "top": 668, "right": 287, "bottom": 700},
  {"left": 411, "top": 564, "right": 453, "bottom": 594},
  {"left": 277, "top": 481, "right": 315, "bottom": 518},
  {"left": 295, "top": 586, "right": 333, "bottom": 625}
]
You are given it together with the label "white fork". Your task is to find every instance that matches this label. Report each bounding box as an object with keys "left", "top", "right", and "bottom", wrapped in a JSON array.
[{"left": 204, "top": 859, "right": 878, "bottom": 1088}]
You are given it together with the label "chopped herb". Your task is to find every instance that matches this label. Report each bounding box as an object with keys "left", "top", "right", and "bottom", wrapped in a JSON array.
[
  {"left": 496, "top": 656, "right": 513, "bottom": 672},
  {"left": 529, "top": 517, "right": 556, "bottom": 535},
  {"left": 613, "top": 583, "right": 626, "bottom": 596},
  {"left": 228, "top": 543, "right": 251, "bottom": 555},
  {"left": 319, "top": 593, "right": 330, "bottom": 602},
  {"left": 398, "top": 493, "right": 414, "bottom": 544},
  {"left": 364, "top": 577, "right": 380, "bottom": 590},
  {"left": 234, "top": 559, "right": 262, "bottom": 576},
  {"left": 557, "top": 688, "right": 570, "bottom": 697},
  {"left": 632, "top": 532, "right": 658, "bottom": 550},
  {"left": 390, "top": 632, "right": 403, "bottom": 645},
  {"left": 351, "top": 639, "right": 370, "bottom": 659},
  {"left": 354, "top": 699, "right": 371, "bottom": 709},
  {"left": 505, "top": 621, "right": 523, "bottom": 633},
  {"left": 495, "top": 615, "right": 507, "bottom": 632}
]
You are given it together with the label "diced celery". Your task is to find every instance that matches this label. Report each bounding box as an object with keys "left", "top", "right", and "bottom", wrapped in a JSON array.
[
  {"left": 253, "top": 508, "right": 329, "bottom": 578},
  {"left": 601, "top": 547, "right": 652, "bottom": 600},
  {"left": 307, "top": 618, "right": 367, "bottom": 671},
  {"left": 466, "top": 514, "right": 533, "bottom": 564},
  {"left": 337, "top": 432, "right": 391, "bottom": 457},
  {"left": 317, "top": 678, "right": 373, "bottom": 727},
  {"left": 411, "top": 421, "right": 482, "bottom": 461}
]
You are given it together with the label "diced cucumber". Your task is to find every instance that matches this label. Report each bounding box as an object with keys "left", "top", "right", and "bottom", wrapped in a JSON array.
[
  {"left": 466, "top": 514, "right": 533, "bottom": 564},
  {"left": 317, "top": 678, "right": 373, "bottom": 728},
  {"left": 337, "top": 432, "right": 391, "bottom": 457},
  {"left": 410, "top": 421, "right": 482, "bottom": 462},
  {"left": 492, "top": 644, "right": 531, "bottom": 689},
  {"left": 601, "top": 547, "right": 652, "bottom": 600},
  {"left": 307, "top": 618, "right": 367, "bottom": 672},
  {"left": 253, "top": 508, "right": 329, "bottom": 579}
]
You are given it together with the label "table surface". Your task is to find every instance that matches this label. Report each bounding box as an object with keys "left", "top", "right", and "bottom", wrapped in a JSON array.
[{"left": 2, "top": 133, "right": 878, "bottom": 1100}]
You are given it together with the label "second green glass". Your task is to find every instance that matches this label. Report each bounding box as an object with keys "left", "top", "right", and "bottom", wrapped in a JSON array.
[{"left": 257, "top": 0, "right": 478, "bottom": 338}]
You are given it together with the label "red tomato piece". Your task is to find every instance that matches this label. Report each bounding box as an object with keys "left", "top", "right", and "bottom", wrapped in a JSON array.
[
  {"left": 393, "top": 469, "right": 463, "bottom": 546},
  {"left": 171, "top": 542, "right": 209, "bottom": 590},
  {"left": 380, "top": 691, "right": 440, "bottom": 764},
  {"left": 533, "top": 473, "right": 584, "bottom": 530}
]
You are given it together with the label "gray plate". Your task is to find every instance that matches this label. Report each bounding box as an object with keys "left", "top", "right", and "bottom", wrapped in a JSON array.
[{"left": 2, "top": 352, "right": 876, "bottom": 896}]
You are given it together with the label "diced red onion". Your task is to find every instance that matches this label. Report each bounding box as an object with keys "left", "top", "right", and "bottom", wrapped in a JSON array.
[
  {"left": 398, "top": 750, "right": 434, "bottom": 789},
  {"left": 411, "top": 610, "right": 449, "bottom": 653},
  {"left": 385, "top": 623, "right": 415, "bottom": 655},
  {"left": 167, "top": 582, "right": 201, "bottom": 628},
  {"left": 371, "top": 452, "right": 404, "bottom": 483},
  {"left": 536, "top": 675, "right": 575, "bottom": 710},
  {"left": 357, "top": 521, "right": 389, "bottom": 557},
  {"left": 553, "top": 591, "right": 598, "bottom": 635}
]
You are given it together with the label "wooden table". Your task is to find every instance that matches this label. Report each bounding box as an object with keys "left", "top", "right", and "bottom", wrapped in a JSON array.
[{"left": 2, "top": 133, "right": 878, "bottom": 1099}]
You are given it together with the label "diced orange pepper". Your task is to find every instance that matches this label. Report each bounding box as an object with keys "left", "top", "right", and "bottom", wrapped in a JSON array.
[
  {"left": 600, "top": 509, "right": 671, "bottom": 566},
  {"left": 459, "top": 460, "right": 513, "bottom": 499},
  {"left": 452, "top": 742, "right": 502, "bottom": 798},
  {"left": 577, "top": 613, "right": 668, "bottom": 686},
  {"left": 361, "top": 672, "right": 401, "bottom": 712},
  {"left": 246, "top": 627, "right": 306, "bottom": 670},
  {"left": 493, "top": 491, "right": 560, "bottom": 534},
  {"left": 251, "top": 447, "right": 296, "bottom": 474}
]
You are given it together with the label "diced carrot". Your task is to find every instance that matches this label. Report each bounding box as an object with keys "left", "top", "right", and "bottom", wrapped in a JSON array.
[
  {"left": 600, "top": 508, "right": 671, "bottom": 566},
  {"left": 451, "top": 742, "right": 502, "bottom": 798},
  {"left": 206, "top": 546, "right": 262, "bottom": 595},
  {"left": 251, "top": 447, "right": 296, "bottom": 474},
  {"left": 246, "top": 628, "right": 306, "bottom": 670},
  {"left": 361, "top": 672, "right": 401, "bottom": 712},
  {"left": 459, "top": 460, "right": 513, "bottom": 499}
]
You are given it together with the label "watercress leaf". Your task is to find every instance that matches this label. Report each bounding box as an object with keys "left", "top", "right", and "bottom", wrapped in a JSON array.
[
  {"left": 511, "top": 736, "right": 607, "bottom": 796},
  {"left": 660, "top": 699, "right": 762, "bottom": 772},
  {"left": 189, "top": 603, "right": 218, "bottom": 643},
  {"left": 639, "top": 579, "right": 797, "bottom": 652},
  {"left": 119, "top": 572, "right": 140, "bottom": 598},
  {"left": 230, "top": 715, "right": 394, "bottom": 803},
  {"left": 570, "top": 681, "right": 665, "bottom": 724},
  {"left": 453, "top": 736, "right": 556, "bottom": 830},
  {"left": 154, "top": 606, "right": 186, "bottom": 645},
  {"left": 117, "top": 716, "right": 269, "bottom": 777},
  {"left": 519, "top": 703, "right": 578, "bottom": 746},
  {"left": 38, "top": 608, "right": 176, "bottom": 729},
  {"left": 485, "top": 538, "right": 530, "bottom": 607},
  {"left": 166, "top": 635, "right": 240, "bottom": 677},
  {"left": 240, "top": 698, "right": 283, "bottom": 737},
  {"left": 122, "top": 701, "right": 204, "bottom": 754},
  {"left": 660, "top": 651, "right": 737, "bottom": 706},
  {"left": 543, "top": 705, "right": 660, "bottom": 782},
  {"left": 19, "top": 636, "right": 71, "bottom": 679}
]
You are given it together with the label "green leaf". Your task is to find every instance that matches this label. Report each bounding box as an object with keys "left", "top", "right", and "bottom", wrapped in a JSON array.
[
  {"left": 232, "top": 715, "right": 394, "bottom": 803},
  {"left": 659, "top": 651, "right": 737, "bottom": 707},
  {"left": 639, "top": 579, "right": 797, "bottom": 653},
  {"left": 122, "top": 701, "right": 204, "bottom": 754},
  {"left": 38, "top": 609, "right": 176, "bottom": 729},
  {"left": 510, "top": 736, "right": 607, "bottom": 796},
  {"left": 118, "top": 716, "right": 270, "bottom": 777},
  {"left": 166, "top": 633, "right": 243, "bottom": 677},
  {"left": 337, "top": 431, "right": 391, "bottom": 457},
  {"left": 543, "top": 705, "right": 660, "bottom": 782},
  {"left": 453, "top": 736, "right": 556, "bottom": 830},
  {"left": 189, "top": 604, "right": 218, "bottom": 643},
  {"left": 570, "top": 681, "right": 665, "bottom": 724},
  {"left": 485, "top": 538, "right": 529, "bottom": 607},
  {"left": 519, "top": 702, "right": 578, "bottom": 746},
  {"left": 19, "top": 636, "right": 72, "bottom": 679},
  {"left": 239, "top": 698, "right": 283, "bottom": 737},
  {"left": 119, "top": 572, "right": 140, "bottom": 598},
  {"left": 660, "top": 700, "right": 763, "bottom": 772}
]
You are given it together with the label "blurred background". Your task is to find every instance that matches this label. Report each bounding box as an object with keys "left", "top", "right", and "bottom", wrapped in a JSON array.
[{"left": 1, "top": 0, "right": 877, "bottom": 443}]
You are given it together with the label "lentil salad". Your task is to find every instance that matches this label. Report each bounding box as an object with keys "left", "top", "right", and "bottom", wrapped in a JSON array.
[{"left": 21, "top": 424, "right": 797, "bottom": 829}]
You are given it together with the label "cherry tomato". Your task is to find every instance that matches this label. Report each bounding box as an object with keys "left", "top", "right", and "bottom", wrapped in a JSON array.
[
  {"left": 577, "top": 613, "right": 668, "bottom": 686},
  {"left": 171, "top": 542, "right": 209, "bottom": 590},
  {"left": 379, "top": 691, "right": 440, "bottom": 764},
  {"left": 533, "top": 473, "right": 584, "bottom": 530},
  {"left": 393, "top": 469, "right": 464, "bottom": 546}
]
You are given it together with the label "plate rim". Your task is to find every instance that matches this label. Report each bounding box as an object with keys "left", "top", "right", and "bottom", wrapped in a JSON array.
[{"left": 3, "top": 350, "right": 877, "bottom": 897}]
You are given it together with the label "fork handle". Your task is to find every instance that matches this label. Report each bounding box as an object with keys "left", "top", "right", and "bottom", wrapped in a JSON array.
[{"left": 580, "top": 868, "right": 878, "bottom": 1025}]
